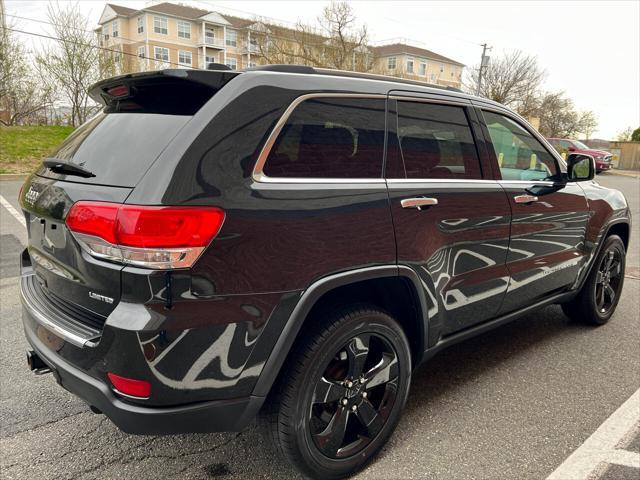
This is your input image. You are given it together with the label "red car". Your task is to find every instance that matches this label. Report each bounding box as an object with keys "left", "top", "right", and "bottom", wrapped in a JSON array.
[{"left": 547, "top": 138, "right": 613, "bottom": 173}]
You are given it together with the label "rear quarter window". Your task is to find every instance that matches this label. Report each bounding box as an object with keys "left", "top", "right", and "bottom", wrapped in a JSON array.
[{"left": 263, "top": 97, "right": 386, "bottom": 179}]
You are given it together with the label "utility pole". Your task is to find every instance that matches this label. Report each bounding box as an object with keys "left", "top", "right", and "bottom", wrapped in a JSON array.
[{"left": 476, "top": 43, "right": 491, "bottom": 96}]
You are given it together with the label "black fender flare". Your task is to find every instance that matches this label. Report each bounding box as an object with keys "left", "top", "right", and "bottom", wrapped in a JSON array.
[
  {"left": 573, "top": 217, "right": 631, "bottom": 291},
  {"left": 252, "top": 265, "right": 428, "bottom": 397}
]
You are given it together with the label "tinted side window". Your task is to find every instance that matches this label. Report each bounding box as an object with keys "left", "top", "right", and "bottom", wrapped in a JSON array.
[
  {"left": 395, "top": 101, "right": 481, "bottom": 179},
  {"left": 263, "top": 97, "right": 386, "bottom": 178},
  {"left": 483, "top": 111, "right": 560, "bottom": 182}
]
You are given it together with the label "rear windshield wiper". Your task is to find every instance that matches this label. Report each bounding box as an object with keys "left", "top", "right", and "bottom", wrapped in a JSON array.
[{"left": 42, "top": 159, "right": 95, "bottom": 178}]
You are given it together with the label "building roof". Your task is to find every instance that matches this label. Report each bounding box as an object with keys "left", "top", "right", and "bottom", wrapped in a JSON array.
[
  {"left": 373, "top": 43, "right": 464, "bottom": 66},
  {"left": 144, "top": 2, "right": 209, "bottom": 19},
  {"left": 221, "top": 13, "right": 258, "bottom": 29},
  {"left": 105, "top": 3, "right": 138, "bottom": 17}
]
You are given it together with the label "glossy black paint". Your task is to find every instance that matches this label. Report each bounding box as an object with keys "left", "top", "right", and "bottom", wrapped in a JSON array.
[{"left": 19, "top": 69, "right": 631, "bottom": 434}]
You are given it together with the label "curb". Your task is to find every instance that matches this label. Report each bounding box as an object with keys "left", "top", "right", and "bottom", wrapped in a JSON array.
[
  {"left": 0, "top": 174, "right": 28, "bottom": 181},
  {"left": 607, "top": 170, "right": 640, "bottom": 179}
]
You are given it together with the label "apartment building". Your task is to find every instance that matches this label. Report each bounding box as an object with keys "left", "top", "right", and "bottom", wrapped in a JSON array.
[
  {"left": 97, "top": 3, "right": 464, "bottom": 89},
  {"left": 372, "top": 42, "right": 464, "bottom": 88},
  {"left": 97, "top": 2, "right": 263, "bottom": 71}
]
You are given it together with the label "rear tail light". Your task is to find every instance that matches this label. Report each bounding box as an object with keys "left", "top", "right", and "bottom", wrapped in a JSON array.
[
  {"left": 65, "top": 201, "right": 225, "bottom": 269},
  {"left": 107, "top": 372, "right": 151, "bottom": 399}
]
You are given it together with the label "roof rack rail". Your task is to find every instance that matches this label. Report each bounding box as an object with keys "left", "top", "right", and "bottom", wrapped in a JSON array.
[
  {"left": 314, "top": 68, "right": 463, "bottom": 92},
  {"left": 243, "top": 64, "right": 463, "bottom": 93},
  {"left": 245, "top": 64, "right": 316, "bottom": 74}
]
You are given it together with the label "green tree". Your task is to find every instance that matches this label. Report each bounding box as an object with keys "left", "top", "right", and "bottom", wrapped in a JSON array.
[{"left": 631, "top": 127, "right": 640, "bottom": 142}]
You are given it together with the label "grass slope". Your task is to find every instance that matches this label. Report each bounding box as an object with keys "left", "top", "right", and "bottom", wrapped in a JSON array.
[{"left": 0, "top": 125, "right": 75, "bottom": 174}]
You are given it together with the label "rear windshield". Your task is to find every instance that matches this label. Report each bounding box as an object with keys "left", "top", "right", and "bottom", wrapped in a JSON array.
[{"left": 41, "top": 112, "right": 191, "bottom": 187}]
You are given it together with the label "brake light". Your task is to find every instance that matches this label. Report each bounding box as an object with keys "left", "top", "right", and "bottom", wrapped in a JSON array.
[
  {"left": 107, "top": 372, "right": 151, "bottom": 399},
  {"left": 65, "top": 201, "right": 225, "bottom": 269}
]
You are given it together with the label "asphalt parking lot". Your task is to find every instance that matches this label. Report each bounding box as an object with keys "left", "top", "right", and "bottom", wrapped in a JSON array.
[{"left": 1, "top": 173, "right": 639, "bottom": 480}]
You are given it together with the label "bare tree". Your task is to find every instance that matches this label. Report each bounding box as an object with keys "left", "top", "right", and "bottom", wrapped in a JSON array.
[
  {"left": 35, "top": 3, "right": 102, "bottom": 126},
  {"left": 253, "top": 1, "right": 372, "bottom": 71},
  {"left": 0, "top": 21, "right": 53, "bottom": 125},
  {"left": 465, "top": 51, "right": 546, "bottom": 113},
  {"left": 615, "top": 127, "right": 634, "bottom": 141},
  {"left": 537, "top": 91, "right": 583, "bottom": 138},
  {"left": 578, "top": 111, "right": 598, "bottom": 139}
]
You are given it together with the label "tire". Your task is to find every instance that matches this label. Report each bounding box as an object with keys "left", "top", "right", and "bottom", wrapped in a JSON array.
[
  {"left": 260, "top": 304, "right": 412, "bottom": 479},
  {"left": 562, "top": 234, "right": 626, "bottom": 325}
]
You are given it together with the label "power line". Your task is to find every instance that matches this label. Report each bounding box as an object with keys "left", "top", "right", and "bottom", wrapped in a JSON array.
[{"left": 5, "top": 26, "right": 198, "bottom": 70}]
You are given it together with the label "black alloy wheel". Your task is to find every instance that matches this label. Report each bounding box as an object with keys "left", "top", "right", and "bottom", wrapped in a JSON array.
[
  {"left": 562, "top": 234, "right": 626, "bottom": 325},
  {"left": 309, "top": 333, "right": 400, "bottom": 459},
  {"left": 594, "top": 248, "right": 623, "bottom": 315},
  {"left": 261, "top": 305, "right": 411, "bottom": 480}
]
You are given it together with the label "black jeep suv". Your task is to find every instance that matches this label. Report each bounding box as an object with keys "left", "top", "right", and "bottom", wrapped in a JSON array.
[{"left": 19, "top": 66, "right": 630, "bottom": 479}]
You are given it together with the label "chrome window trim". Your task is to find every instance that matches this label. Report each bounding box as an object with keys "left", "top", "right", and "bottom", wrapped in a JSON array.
[
  {"left": 252, "top": 93, "right": 387, "bottom": 183},
  {"left": 386, "top": 178, "right": 499, "bottom": 185},
  {"left": 389, "top": 94, "right": 471, "bottom": 107}
]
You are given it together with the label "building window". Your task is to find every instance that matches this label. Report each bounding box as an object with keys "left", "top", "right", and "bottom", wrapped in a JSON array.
[
  {"left": 178, "top": 50, "right": 192, "bottom": 67},
  {"left": 177, "top": 20, "right": 191, "bottom": 39},
  {"left": 440, "top": 63, "right": 444, "bottom": 72},
  {"left": 154, "top": 46, "right": 169, "bottom": 62},
  {"left": 407, "top": 57, "right": 414, "bottom": 74},
  {"left": 225, "top": 57, "right": 237, "bottom": 70},
  {"left": 419, "top": 62, "right": 427, "bottom": 76},
  {"left": 154, "top": 16, "right": 168, "bottom": 35},
  {"left": 226, "top": 29, "right": 237, "bottom": 47},
  {"left": 205, "top": 55, "right": 217, "bottom": 67},
  {"left": 114, "top": 51, "right": 121, "bottom": 63},
  {"left": 112, "top": 20, "right": 118, "bottom": 38},
  {"left": 137, "top": 46, "right": 145, "bottom": 58},
  {"left": 137, "top": 16, "right": 144, "bottom": 34},
  {"left": 387, "top": 56, "right": 396, "bottom": 69}
]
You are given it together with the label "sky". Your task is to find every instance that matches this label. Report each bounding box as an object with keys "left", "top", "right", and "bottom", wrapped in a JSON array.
[{"left": 5, "top": 0, "right": 640, "bottom": 139}]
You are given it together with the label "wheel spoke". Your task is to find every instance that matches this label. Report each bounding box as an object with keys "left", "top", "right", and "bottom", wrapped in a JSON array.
[
  {"left": 608, "top": 260, "right": 621, "bottom": 278},
  {"left": 363, "top": 352, "right": 399, "bottom": 389},
  {"left": 604, "top": 251, "right": 614, "bottom": 272},
  {"left": 346, "top": 335, "right": 370, "bottom": 378},
  {"left": 355, "top": 398, "right": 385, "bottom": 438},
  {"left": 595, "top": 271, "right": 604, "bottom": 284},
  {"left": 596, "top": 284, "right": 605, "bottom": 309},
  {"left": 605, "top": 284, "right": 616, "bottom": 304},
  {"left": 313, "top": 406, "right": 349, "bottom": 457},
  {"left": 313, "top": 377, "right": 347, "bottom": 405}
]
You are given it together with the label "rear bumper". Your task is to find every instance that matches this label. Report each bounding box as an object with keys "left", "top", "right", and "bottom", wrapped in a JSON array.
[{"left": 23, "top": 320, "right": 264, "bottom": 435}]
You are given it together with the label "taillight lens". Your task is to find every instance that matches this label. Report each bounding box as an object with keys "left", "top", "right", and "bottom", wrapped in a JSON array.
[{"left": 65, "top": 201, "right": 225, "bottom": 269}]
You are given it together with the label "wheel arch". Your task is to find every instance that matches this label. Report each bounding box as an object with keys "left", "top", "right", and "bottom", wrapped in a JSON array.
[
  {"left": 252, "top": 266, "right": 428, "bottom": 398},
  {"left": 575, "top": 218, "right": 631, "bottom": 291}
]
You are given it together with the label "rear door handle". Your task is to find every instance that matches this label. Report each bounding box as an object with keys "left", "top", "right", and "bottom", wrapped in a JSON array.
[
  {"left": 401, "top": 197, "right": 438, "bottom": 209},
  {"left": 514, "top": 194, "right": 539, "bottom": 204}
]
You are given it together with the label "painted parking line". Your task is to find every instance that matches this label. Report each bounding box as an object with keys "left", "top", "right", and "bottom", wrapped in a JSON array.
[
  {"left": 0, "top": 194, "right": 25, "bottom": 227},
  {"left": 547, "top": 388, "right": 640, "bottom": 480}
]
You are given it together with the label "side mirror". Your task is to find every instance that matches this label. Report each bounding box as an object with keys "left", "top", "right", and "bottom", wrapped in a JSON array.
[
  {"left": 567, "top": 153, "right": 595, "bottom": 181},
  {"left": 567, "top": 146, "right": 576, "bottom": 152}
]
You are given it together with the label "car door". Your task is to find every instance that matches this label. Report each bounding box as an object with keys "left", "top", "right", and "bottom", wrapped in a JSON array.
[
  {"left": 478, "top": 109, "right": 590, "bottom": 314},
  {"left": 385, "top": 95, "right": 512, "bottom": 343}
]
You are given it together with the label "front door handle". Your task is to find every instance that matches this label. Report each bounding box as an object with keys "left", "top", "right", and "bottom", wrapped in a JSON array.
[
  {"left": 514, "top": 194, "right": 539, "bottom": 204},
  {"left": 401, "top": 197, "right": 438, "bottom": 209}
]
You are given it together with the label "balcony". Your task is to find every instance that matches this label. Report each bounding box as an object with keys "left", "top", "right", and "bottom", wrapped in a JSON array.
[
  {"left": 243, "top": 44, "right": 259, "bottom": 54},
  {"left": 199, "top": 36, "right": 225, "bottom": 49}
]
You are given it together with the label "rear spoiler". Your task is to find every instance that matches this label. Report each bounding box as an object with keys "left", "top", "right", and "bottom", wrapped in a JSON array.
[{"left": 88, "top": 69, "right": 240, "bottom": 113}]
